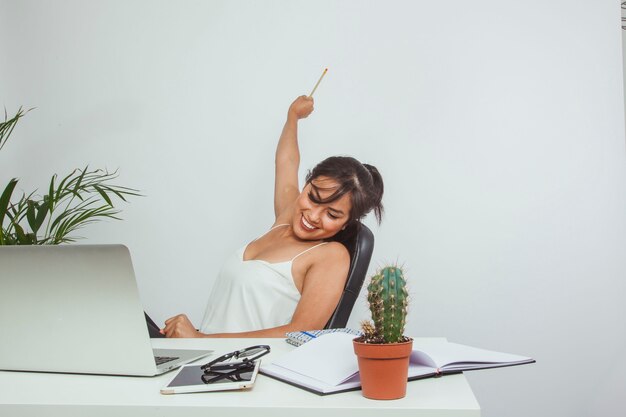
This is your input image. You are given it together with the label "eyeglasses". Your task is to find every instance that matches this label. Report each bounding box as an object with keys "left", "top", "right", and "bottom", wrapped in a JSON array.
[
  {"left": 201, "top": 361, "right": 258, "bottom": 384},
  {"left": 200, "top": 345, "right": 270, "bottom": 380},
  {"left": 200, "top": 345, "right": 270, "bottom": 384}
]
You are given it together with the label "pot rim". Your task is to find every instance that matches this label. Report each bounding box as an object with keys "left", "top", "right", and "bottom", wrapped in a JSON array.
[{"left": 352, "top": 337, "right": 413, "bottom": 346}]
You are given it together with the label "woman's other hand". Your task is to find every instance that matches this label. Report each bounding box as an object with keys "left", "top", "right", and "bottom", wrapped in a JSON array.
[
  {"left": 288, "top": 95, "right": 314, "bottom": 120},
  {"left": 162, "top": 314, "right": 200, "bottom": 338}
]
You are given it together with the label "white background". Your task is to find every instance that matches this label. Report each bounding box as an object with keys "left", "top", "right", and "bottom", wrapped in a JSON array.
[{"left": 2, "top": 1, "right": 626, "bottom": 416}]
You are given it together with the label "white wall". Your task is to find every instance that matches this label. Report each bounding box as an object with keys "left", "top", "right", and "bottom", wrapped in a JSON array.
[{"left": 2, "top": 1, "right": 626, "bottom": 416}]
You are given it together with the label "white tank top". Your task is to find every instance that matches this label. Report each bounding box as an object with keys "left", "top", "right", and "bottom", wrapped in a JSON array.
[{"left": 200, "top": 225, "right": 327, "bottom": 333}]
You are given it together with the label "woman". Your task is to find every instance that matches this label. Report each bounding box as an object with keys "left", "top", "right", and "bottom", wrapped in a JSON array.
[{"left": 163, "top": 95, "right": 384, "bottom": 338}]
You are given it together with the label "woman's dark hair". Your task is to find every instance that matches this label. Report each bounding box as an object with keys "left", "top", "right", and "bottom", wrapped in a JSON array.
[{"left": 304, "top": 156, "right": 384, "bottom": 246}]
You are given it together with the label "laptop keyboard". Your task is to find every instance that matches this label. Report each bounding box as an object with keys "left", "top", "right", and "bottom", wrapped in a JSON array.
[{"left": 155, "top": 356, "right": 179, "bottom": 366}]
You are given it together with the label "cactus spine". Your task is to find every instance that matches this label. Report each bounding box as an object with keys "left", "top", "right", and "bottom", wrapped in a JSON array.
[
  {"left": 360, "top": 320, "right": 377, "bottom": 341},
  {"left": 366, "top": 266, "right": 408, "bottom": 343}
]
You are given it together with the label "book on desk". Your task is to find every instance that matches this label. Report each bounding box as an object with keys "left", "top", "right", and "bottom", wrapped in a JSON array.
[{"left": 260, "top": 332, "right": 535, "bottom": 395}]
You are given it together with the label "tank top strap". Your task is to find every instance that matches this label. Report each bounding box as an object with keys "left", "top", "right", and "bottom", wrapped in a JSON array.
[{"left": 291, "top": 242, "right": 328, "bottom": 262}]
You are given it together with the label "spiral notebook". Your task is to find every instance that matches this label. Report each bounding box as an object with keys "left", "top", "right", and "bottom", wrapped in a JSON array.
[{"left": 284, "top": 328, "right": 362, "bottom": 347}]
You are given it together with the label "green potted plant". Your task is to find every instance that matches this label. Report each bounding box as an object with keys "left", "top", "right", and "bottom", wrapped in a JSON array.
[
  {"left": 353, "top": 265, "right": 412, "bottom": 400},
  {"left": 0, "top": 108, "right": 139, "bottom": 245}
]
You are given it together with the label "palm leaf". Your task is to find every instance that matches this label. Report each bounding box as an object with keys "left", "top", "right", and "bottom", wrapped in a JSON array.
[
  {"left": 33, "top": 200, "right": 49, "bottom": 236},
  {"left": 26, "top": 200, "right": 37, "bottom": 232},
  {"left": 73, "top": 166, "right": 88, "bottom": 191},
  {"left": 0, "top": 179, "right": 19, "bottom": 245},
  {"left": 1, "top": 108, "right": 141, "bottom": 245},
  {"left": 14, "top": 223, "right": 30, "bottom": 244},
  {"left": 54, "top": 169, "right": 78, "bottom": 204},
  {"left": 93, "top": 185, "right": 113, "bottom": 206},
  {"left": 0, "top": 107, "right": 31, "bottom": 151}
]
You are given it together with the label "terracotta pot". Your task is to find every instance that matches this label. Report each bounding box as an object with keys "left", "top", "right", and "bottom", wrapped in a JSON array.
[{"left": 353, "top": 338, "right": 413, "bottom": 400}]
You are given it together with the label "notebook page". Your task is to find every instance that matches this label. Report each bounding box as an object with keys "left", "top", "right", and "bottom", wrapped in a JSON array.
[
  {"left": 420, "top": 342, "right": 533, "bottom": 370},
  {"left": 272, "top": 332, "right": 358, "bottom": 386}
]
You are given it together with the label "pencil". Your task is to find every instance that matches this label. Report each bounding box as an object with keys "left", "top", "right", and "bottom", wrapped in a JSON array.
[{"left": 309, "top": 68, "right": 328, "bottom": 97}]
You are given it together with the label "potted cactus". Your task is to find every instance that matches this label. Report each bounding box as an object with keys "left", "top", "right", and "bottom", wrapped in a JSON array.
[{"left": 353, "top": 265, "right": 412, "bottom": 400}]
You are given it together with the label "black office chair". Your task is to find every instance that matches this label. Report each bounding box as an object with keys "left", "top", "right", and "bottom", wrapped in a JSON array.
[{"left": 324, "top": 224, "right": 375, "bottom": 329}]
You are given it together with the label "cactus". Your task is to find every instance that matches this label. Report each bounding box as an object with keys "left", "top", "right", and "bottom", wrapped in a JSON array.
[{"left": 365, "top": 266, "right": 408, "bottom": 343}]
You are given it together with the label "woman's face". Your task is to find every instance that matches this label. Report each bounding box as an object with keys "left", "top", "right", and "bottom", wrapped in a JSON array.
[{"left": 292, "top": 176, "right": 352, "bottom": 241}]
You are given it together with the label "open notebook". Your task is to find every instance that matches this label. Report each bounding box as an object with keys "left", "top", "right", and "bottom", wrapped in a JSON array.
[{"left": 261, "top": 333, "right": 534, "bottom": 395}]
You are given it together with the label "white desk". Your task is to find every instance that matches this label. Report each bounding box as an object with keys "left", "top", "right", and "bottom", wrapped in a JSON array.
[{"left": 0, "top": 338, "right": 481, "bottom": 417}]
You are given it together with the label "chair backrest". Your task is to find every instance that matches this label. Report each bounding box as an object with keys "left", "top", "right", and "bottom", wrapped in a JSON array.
[{"left": 324, "top": 224, "right": 375, "bottom": 329}]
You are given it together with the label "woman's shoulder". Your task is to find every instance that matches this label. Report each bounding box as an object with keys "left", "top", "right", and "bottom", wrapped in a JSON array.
[
  {"left": 316, "top": 241, "right": 350, "bottom": 266},
  {"left": 294, "top": 240, "right": 349, "bottom": 268},
  {"left": 298, "top": 241, "right": 351, "bottom": 289}
]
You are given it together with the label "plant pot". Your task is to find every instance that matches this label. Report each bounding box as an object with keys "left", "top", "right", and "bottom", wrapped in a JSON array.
[{"left": 353, "top": 338, "right": 413, "bottom": 400}]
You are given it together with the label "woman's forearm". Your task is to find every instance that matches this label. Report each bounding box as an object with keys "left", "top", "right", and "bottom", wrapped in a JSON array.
[
  {"left": 275, "top": 116, "right": 300, "bottom": 171},
  {"left": 273, "top": 96, "right": 314, "bottom": 217},
  {"left": 197, "top": 323, "right": 300, "bottom": 338}
]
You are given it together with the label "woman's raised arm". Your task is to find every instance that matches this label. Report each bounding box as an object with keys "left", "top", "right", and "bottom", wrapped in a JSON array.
[{"left": 274, "top": 96, "right": 314, "bottom": 219}]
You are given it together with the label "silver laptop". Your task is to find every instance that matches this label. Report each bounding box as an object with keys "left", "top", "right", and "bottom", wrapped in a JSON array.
[{"left": 0, "top": 244, "right": 212, "bottom": 376}]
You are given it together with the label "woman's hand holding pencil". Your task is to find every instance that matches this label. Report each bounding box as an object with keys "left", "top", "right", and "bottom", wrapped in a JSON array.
[
  {"left": 288, "top": 96, "right": 314, "bottom": 120},
  {"left": 287, "top": 68, "right": 327, "bottom": 121}
]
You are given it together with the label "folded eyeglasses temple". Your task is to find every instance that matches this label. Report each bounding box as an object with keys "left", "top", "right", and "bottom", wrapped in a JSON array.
[{"left": 201, "top": 345, "right": 271, "bottom": 370}]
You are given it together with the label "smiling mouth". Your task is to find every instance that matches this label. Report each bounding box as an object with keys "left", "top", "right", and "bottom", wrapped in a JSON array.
[{"left": 301, "top": 215, "right": 318, "bottom": 231}]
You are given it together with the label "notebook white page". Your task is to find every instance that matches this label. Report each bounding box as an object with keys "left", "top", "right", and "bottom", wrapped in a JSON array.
[{"left": 271, "top": 332, "right": 358, "bottom": 386}]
